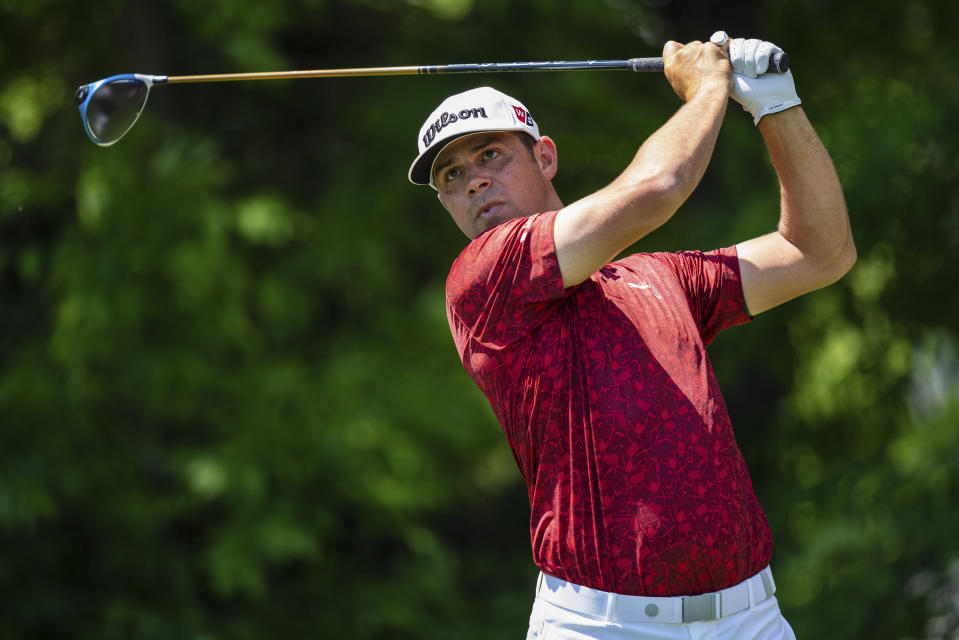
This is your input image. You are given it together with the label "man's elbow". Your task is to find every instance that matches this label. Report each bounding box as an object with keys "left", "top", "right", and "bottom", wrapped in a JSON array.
[
  {"left": 631, "top": 169, "right": 693, "bottom": 225},
  {"left": 821, "top": 230, "right": 858, "bottom": 286},
  {"left": 603, "top": 170, "right": 685, "bottom": 230},
  {"left": 839, "top": 236, "right": 858, "bottom": 274}
]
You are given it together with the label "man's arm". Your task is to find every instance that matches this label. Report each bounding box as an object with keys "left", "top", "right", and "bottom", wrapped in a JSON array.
[
  {"left": 553, "top": 39, "right": 732, "bottom": 288},
  {"left": 736, "top": 107, "right": 856, "bottom": 315}
]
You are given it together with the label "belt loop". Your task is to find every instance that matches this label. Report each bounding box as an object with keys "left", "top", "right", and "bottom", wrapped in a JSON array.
[
  {"left": 604, "top": 590, "right": 614, "bottom": 622},
  {"left": 763, "top": 566, "right": 776, "bottom": 596},
  {"left": 761, "top": 568, "right": 775, "bottom": 599}
]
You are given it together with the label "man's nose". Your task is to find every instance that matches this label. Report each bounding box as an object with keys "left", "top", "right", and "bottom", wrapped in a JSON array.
[{"left": 467, "top": 172, "right": 491, "bottom": 195}]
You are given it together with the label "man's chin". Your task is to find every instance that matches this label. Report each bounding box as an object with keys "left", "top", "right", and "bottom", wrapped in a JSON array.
[{"left": 475, "top": 209, "right": 522, "bottom": 234}]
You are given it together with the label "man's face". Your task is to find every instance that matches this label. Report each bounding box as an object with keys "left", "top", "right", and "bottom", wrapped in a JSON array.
[{"left": 433, "top": 131, "right": 558, "bottom": 238}]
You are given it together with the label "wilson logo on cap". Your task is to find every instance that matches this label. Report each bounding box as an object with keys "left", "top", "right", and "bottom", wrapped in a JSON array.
[{"left": 422, "top": 107, "right": 489, "bottom": 148}]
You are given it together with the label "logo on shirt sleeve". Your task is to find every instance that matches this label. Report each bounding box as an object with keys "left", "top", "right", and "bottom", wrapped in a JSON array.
[{"left": 628, "top": 282, "right": 664, "bottom": 299}]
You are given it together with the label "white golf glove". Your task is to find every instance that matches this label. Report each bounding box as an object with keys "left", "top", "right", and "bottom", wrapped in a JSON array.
[{"left": 713, "top": 31, "right": 802, "bottom": 125}]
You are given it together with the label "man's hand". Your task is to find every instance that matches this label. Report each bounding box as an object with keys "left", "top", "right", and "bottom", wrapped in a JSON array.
[
  {"left": 724, "top": 33, "right": 802, "bottom": 125},
  {"left": 662, "top": 37, "right": 732, "bottom": 102}
]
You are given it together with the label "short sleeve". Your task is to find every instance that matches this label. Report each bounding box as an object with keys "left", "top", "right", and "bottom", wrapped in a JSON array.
[
  {"left": 446, "top": 210, "right": 571, "bottom": 353},
  {"left": 649, "top": 246, "right": 752, "bottom": 344}
]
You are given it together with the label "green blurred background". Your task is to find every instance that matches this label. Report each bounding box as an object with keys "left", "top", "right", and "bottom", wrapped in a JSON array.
[{"left": 2, "top": 0, "right": 958, "bottom": 638}]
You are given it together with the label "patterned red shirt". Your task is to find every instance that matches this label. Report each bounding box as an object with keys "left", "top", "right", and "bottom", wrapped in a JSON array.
[{"left": 446, "top": 211, "right": 772, "bottom": 597}]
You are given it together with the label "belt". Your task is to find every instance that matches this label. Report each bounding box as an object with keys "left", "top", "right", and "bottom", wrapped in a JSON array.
[{"left": 536, "top": 566, "right": 776, "bottom": 624}]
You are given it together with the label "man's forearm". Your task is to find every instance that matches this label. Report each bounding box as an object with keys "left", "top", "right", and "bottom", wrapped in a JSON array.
[
  {"left": 759, "top": 107, "right": 855, "bottom": 268},
  {"left": 612, "top": 79, "right": 730, "bottom": 218},
  {"left": 552, "top": 39, "right": 732, "bottom": 288}
]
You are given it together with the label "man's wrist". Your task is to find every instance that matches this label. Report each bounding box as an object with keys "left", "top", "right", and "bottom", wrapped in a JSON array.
[
  {"left": 691, "top": 77, "right": 731, "bottom": 103},
  {"left": 757, "top": 105, "right": 806, "bottom": 136}
]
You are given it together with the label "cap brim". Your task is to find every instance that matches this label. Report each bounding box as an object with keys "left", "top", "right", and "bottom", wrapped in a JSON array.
[{"left": 408, "top": 132, "right": 470, "bottom": 186}]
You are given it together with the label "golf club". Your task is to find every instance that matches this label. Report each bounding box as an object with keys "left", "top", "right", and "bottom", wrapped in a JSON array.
[{"left": 76, "top": 52, "right": 789, "bottom": 147}]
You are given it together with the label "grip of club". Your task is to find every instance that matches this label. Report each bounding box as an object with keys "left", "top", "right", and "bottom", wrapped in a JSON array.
[
  {"left": 627, "top": 57, "right": 665, "bottom": 72},
  {"left": 628, "top": 51, "right": 789, "bottom": 74},
  {"left": 769, "top": 51, "right": 789, "bottom": 73}
]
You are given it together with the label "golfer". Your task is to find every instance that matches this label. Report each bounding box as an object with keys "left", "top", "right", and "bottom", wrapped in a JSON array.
[{"left": 408, "top": 32, "right": 854, "bottom": 640}]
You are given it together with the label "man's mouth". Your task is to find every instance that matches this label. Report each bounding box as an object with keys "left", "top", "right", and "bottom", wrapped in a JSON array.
[{"left": 476, "top": 201, "right": 504, "bottom": 218}]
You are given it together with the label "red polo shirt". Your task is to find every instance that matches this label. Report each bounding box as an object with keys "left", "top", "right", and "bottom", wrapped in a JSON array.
[{"left": 445, "top": 210, "right": 772, "bottom": 597}]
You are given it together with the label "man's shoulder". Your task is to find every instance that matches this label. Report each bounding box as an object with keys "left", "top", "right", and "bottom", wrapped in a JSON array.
[
  {"left": 448, "top": 212, "right": 559, "bottom": 281},
  {"left": 452, "top": 215, "right": 532, "bottom": 260}
]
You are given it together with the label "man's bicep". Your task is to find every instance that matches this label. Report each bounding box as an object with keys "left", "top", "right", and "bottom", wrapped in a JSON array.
[
  {"left": 737, "top": 232, "right": 847, "bottom": 315},
  {"left": 554, "top": 183, "right": 676, "bottom": 288},
  {"left": 553, "top": 195, "right": 621, "bottom": 288}
]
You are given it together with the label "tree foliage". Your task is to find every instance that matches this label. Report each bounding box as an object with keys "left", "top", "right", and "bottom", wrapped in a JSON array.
[{"left": 1, "top": 1, "right": 957, "bottom": 638}]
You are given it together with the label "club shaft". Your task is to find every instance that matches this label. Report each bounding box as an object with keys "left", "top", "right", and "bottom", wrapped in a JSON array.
[{"left": 160, "top": 59, "right": 665, "bottom": 84}]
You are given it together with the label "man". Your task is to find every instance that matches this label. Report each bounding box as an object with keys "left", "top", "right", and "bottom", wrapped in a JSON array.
[{"left": 408, "top": 32, "right": 854, "bottom": 639}]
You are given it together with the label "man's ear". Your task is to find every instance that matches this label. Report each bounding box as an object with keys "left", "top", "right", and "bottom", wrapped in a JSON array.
[{"left": 535, "top": 136, "right": 558, "bottom": 180}]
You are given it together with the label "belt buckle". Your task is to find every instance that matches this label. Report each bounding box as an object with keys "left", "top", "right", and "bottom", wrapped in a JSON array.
[{"left": 682, "top": 593, "right": 717, "bottom": 622}]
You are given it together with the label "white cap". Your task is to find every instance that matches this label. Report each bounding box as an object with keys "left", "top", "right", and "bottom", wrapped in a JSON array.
[{"left": 408, "top": 86, "right": 541, "bottom": 187}]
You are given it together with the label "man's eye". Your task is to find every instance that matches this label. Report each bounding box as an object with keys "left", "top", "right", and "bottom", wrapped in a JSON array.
[
  {"left": 482, "top": 149, "right": 499, "bottom": 160},
  {"left": 445, "top": 168, "right": 462, "bottom": 181}
]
